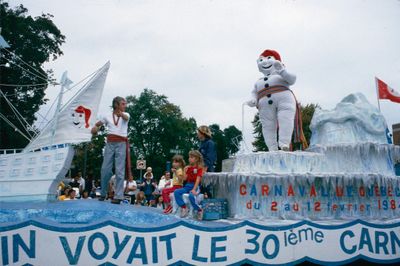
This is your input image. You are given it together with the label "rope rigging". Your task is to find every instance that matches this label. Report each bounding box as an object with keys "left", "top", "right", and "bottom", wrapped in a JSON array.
[
  {"left": 3, "top": 47, "right": 50, "bottom": 80},
  {"left": 0, "top": 44, "right": 104, "bottom": 141},
  {"left": 0, "top": 89, "right": 35, "bottom": 139}
]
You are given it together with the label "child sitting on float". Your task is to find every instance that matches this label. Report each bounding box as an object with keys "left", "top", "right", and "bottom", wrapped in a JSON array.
[
  {"left": 163, "top": 155, "right": 185, "bottom": 214},
  {"left": 174, "top": 150, "right": 204, "bottom": 220}
]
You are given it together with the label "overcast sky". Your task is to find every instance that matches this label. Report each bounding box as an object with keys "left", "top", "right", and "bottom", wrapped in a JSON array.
[{"left": 8, "top": 0, "right": 400, "bottom": 146}]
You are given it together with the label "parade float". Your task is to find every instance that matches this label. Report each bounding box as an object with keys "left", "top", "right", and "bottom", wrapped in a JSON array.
[{"left": 1, "top": 51, "right": 400, "bottom": 265}]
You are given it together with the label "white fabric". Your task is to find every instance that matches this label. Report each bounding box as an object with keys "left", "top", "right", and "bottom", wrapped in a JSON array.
[
  {"left": 250, "top": 56, "right": 297, "bottom": 151},
  {"left": 100, "top": 112, "right": 130, "bottom": 137}
]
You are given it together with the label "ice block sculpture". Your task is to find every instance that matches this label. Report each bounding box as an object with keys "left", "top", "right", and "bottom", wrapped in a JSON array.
[{"left": 310, "top": 93, "right": 389, "bottom": 146}]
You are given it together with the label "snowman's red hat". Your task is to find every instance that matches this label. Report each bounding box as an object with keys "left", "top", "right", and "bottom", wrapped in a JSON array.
[
  {"left": 75, "top": 105, "right": 91, "bottom": 128},
  {"left": 260, "top": 50, "right": 281, "bottom": 61}
]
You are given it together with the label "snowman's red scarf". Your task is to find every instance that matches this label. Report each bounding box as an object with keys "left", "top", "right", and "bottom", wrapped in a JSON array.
[
  {"left": 257, "top": 86, "right": 309, "bottom": 150},
  {"left": 107, "top": 134, "right": 132, "bottom": 178}
]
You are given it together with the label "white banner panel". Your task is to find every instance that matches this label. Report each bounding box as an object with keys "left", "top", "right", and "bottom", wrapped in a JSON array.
[{"left": 1, "top": 220, "right": 399, "bottom": 265}]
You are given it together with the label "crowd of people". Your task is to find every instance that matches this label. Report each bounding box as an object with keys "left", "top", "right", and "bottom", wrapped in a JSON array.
[
  {"left": 57, "top": 151, "right": 211, "bottom": 220},
  {"left": 58, "top": 96, "right": 217, "bottom": 221}
]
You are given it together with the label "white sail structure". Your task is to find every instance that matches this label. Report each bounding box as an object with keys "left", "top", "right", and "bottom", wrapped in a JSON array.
[
  {"left": 26, "top": 61, "right": 110, "bottom": 151},
  {"left": 0, "top": 62, "right": 110, "bottom": 202}
]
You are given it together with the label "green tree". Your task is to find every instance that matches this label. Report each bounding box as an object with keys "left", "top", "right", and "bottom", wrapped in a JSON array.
[
  {"left": 126, "top": 89, "right": 198, "bottom": 180},
  {"left": 209, "top": 124, "right": 242, "bottom": 172},
  {"left": 72, "top": 130, "right": 106, "bottom": 180},
  {"left": 0, "top": 2, "right": 65, "bottom": 149},
  {"left": 251, "top": 113, "right": 268, "bottom": 152},
  {"left": 209, "top": 124, "right": 225, "bottom": 172},
  {"left": 223, "top": 125, "right": 242, "bottom": 156},
  {"left": 301, "top": 103, "right": 319, "bottom": 144},
  {"left": 252, "top": 103, "right": 318, "bottom": 151}
]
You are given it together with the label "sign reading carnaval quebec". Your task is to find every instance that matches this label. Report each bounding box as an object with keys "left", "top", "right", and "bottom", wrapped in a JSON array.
[
  {"left": 224, "top": 174, "right": 400, "bottom": 220},
  {"left": 1, "top": 220, "right": 400, "bottom": 265}
]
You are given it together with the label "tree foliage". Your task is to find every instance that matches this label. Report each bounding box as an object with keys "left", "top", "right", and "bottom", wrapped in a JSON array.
[
  {"left": 126, "top": 89, "right": 198, "bottom": 180},
  {"left": 251, "top": 113, "right": 268, "bottom": 152},
  {"left": 300, "top": 103, "right": 319, "bottom": 144},
  {"left": 209, "top": 124, "right": 242, "bottom": 171},
  {"left": 72, "top": 130, "right": 106, "bottom": 179},
  {"left": 252, "top": 103, "right": 318, "bottom": 151},
  {"left": 0, "top": 2, "right": 65, "bottom": 149}
]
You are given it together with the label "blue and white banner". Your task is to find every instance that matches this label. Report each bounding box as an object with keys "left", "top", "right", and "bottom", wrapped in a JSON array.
[{"left": 1, "top": 220, "right": 400, "bottom": 265}]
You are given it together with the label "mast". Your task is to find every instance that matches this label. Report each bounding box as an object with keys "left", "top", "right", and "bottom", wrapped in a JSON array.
[{"left": 51, "top": 71, "right": 71, "bottom": 146}]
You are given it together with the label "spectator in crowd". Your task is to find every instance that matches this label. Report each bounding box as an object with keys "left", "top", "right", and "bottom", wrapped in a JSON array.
[
  {"left": 139, "top": 172, "right": 157, "bottom": 204},
  {"left": 163, "top": 155, "right": 185, "bottom": 214},
  {"left": 64, "top": 189, "right": 77, "bottom": 200},
  {"left": 77, "top": 171, "right": 86, "bottom": 195},
  {"left": 69, "top": 171, "right": 85, "bottom": 198},
  {"left": 58, "top": 187, "right": 71, "bottom": 201},
  {"left": 124, "top": 175, "right": 137, "bottom": 204},
  {"left": 93, "top": 180, "right": 101, "bottom": 198},
  {"left": 81, "top": 191, "right": 91, "bottom": 199},
  {"left": 135, "top": 191, "right": 147, "bottom": 206},
  {"left": 142, "top": 167, "right": 153, "bottom": 182},
  {"left": 57, "top": 181, "right": 66, "bottom": 196},
  {"left": 174, "top": 150, "right": 205, "bottom": 220},
  {"left": 155, "top": 195, "right": 165, "bottom": 210},
  {"left": 69, "top": 174, "right": 79, "bottom": 189},
  {"left": 157, "top": 171, "right": 172, "bottom": 192}
]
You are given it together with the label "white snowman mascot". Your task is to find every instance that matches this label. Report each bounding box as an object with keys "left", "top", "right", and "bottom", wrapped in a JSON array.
[{"left": 247, "top": 49, "right": 297, "bottom": 151}]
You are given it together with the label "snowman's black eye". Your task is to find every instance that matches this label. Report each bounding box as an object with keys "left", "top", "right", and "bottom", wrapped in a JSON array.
[
  {"left": 260, "top": 59, "right": 263, "bottom": 62},
  {"left": 267, "top": 56, "right": 272, "bottom": 59}
]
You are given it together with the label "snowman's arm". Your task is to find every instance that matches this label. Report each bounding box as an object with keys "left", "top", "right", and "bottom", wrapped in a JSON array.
[
  {"left": 252, "top": 84, "right": 258, "bottom": 102},
  {"left": 279, "top": 69, "right": 296, "bottom": 85},
  {"left": 246, "top": 84, "right": 258, "bottom": 107}
]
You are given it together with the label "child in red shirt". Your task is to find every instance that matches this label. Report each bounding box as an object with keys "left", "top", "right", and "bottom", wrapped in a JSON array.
[{"left": 174, "top": 150, "right": 204, "bottom": 220}]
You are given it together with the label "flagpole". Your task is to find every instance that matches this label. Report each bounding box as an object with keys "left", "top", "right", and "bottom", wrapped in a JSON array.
[{"left": 375, "top": 77, "right": 381, "bottom": 112}]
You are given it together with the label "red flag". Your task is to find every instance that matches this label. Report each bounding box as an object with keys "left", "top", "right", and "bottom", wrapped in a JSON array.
[{"left": 376, "top": 77, "right": 400, "bottom": 103}]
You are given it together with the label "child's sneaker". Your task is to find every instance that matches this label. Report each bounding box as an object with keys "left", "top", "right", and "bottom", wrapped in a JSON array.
[
  {"left": 163, "top": 205, "right": 173, "bottom": 214},
  {"left": 180, "top": 206, "right": 188, "bottom": 218},
  {"left": 197, "top": 209, "right": 203, "bottom": 221}
]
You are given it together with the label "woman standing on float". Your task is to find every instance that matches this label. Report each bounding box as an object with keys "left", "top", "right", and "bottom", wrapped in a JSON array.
[
  {"left": 197, "top": 125, "right": 217, "bottom": 172},
  {"left": 197, "top": 125, "right": 217, "bottom": 198}
]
